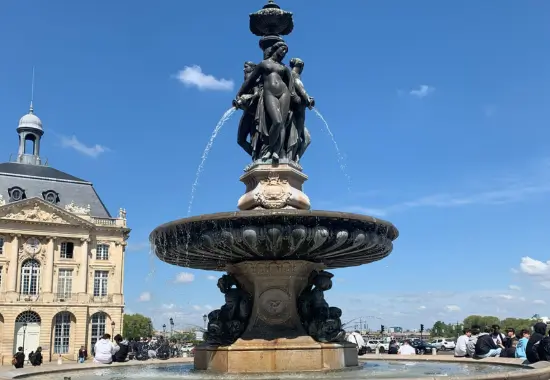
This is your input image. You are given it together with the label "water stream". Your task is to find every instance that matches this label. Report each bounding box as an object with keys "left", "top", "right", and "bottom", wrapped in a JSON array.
[
  {"left": 312, "top": 108, "right": 352, "bottom": 190},
  {"left": 186, "top": 107, "right": 236, "bottom": 216}
]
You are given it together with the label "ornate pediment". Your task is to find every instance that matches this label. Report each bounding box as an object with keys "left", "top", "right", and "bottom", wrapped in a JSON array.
[
  {"left": 0, "top": 198, "right": 95, "bottom": 227},
  {"left": 65, "top": 201, "right": 91, "bottom": 215}
]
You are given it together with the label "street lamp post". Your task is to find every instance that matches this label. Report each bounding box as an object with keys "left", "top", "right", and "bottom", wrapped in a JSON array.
[
  {"left": 163, "top": 324, "right": 167, "bottom": 335},
  {"left": 169, "top": 318, "right": 174, "bottom": 338},
  {"left": 22, "top": 322, "right": 28, "bottom": 355},
  {"left": 111, "top": 321, "right": 115, "bottom": 339},
  {"left": 203, "top": 314, "right": 207, "bottom": 330}
]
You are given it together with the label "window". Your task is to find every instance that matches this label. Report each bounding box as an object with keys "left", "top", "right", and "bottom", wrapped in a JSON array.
[
  {"left": 60, "top": 242, "right": 74, "bottom": 259},
  {"left": 53, "top": 312, "right": 71, "bottom": 354},
  {"left": 93, "top": 271, "right": 108, "bottom": 297},
  {"left": 56, "top": 269, "right": 73, "bottom": 298},
  {"left": 20, "top": 259, "right": 40, "bottom": 295},
  {"left": 8, "top": 186, "right": 26, "bottom": 202},
  {"left": 0, "top": 237, "right": 3, "bottom": 254},
  {"left": 42, "top": 190, "right": 59, "bottom": 204},
  {"left": 96, "top": 244, "right": 109, "bottom": 260},
  {"left": 90, "top": 312, "right": 106, "bottom": 351}
]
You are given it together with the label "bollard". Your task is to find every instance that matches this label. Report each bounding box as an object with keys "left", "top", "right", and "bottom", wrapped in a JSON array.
[
  {"left": 432, "top": 347, "right": 437, "bottom": 355},
  {"left": 57, "top": 355, "right": 63, "bottom": 365},
  {"left": 375, "top": 347, "right": 380, "bottom": 355}
]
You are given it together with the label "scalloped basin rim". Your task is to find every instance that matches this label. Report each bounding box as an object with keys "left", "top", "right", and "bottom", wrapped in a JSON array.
[{"left": 149, "top": 209, "right": 399, "bottom": 240}]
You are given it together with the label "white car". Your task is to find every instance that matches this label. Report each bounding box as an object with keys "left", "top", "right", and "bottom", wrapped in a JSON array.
[{"left": 430, "top": 338, "right": 455, "bottom": 351}]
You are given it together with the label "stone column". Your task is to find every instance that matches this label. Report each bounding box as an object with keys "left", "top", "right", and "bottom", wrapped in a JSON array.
[
  {"left": 8, "top": 234, "right": 20, "bottom": 292},
  {"left": 43, "top": 237, "right": 55, "bottom": 293},
  {"left": 80, "top": 238, "right": 90, "bottom": 293},
  {"left": 227, "top": 260, "right": 323, "bottom": 341}
]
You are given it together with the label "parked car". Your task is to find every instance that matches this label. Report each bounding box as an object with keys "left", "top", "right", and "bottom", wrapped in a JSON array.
[
  {"left": 430, "top": 338, "right": 456, "bottom": 351},
  {"left": 410, "top": 340, "right": 438, "bottom": 355}
]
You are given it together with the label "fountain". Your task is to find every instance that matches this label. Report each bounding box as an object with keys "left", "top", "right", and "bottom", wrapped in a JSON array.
[{"left": 150, "top": 0, "right": 398, "bottom": 374}]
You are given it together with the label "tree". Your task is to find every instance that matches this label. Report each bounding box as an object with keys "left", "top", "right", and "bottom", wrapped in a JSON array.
[
  {"left": 123, "top": 313, "right": 153, "bottom": 339},
  {"left": 463, "top": 315, "right": 500, "bottom": 330},
  {"left": 500, "top": 318, "right": 533, "bottom": 332}
]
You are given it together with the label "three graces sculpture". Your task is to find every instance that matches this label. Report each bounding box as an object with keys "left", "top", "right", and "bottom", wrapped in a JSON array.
[{"left": 233, "top": 2, "right": 315, "bottom": 164}]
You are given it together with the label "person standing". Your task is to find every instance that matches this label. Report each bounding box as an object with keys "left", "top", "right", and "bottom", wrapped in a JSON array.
[
  {"left": 78, "top": 346, "right": 88, "bottom": 363},
  {"left": 12, "top": 347, "right": 25, "bottom": 369},
  {"left": 455, "top": 329, "right": 471, "bottom": 357}
]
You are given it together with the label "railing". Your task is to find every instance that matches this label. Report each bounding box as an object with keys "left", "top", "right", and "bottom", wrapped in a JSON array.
[
  {"left": 53, "top": 293, "right": 75, "bottom": 302},
  {"left": 17, "top": 293, "right": 40, "bottom": 302},
  {"left": 92, "top": 295, "right": 113, "bottom": 303},
  {"left": 91, "top": 217, "right": 126, "bottom": 227},
  {"left": 9, "top": 153, "right": 49, "bottom": 166}
]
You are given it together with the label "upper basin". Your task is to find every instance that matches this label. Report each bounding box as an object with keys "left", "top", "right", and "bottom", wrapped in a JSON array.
[{"left": 150, "top": 209, "right": 399, "bottom": 271}]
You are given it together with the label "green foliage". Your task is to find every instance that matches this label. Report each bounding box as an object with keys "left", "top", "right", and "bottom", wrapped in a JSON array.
[
  {"left": 123, "top": 313, "right": 153, "bottom": 339},
  {"left": 430, "top": 315, "right": 539, "bottom": 337},
  {"left": 171, "top": 331, "right": 197, "bottom": 342}
]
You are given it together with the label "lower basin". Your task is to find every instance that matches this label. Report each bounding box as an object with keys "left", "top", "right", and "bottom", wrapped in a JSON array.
[{"left": 33, "top": 361, "right": 530, "bottom": 380}]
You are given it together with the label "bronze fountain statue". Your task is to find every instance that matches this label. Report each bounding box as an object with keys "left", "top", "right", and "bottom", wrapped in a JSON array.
[{"left": 150, "top": 0, "right": 399, "bottom": 373}]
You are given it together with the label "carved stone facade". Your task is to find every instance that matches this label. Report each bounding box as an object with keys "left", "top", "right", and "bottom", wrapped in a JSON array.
[{"left": 0, "top": 197, "right": 130, "bottom": 364}]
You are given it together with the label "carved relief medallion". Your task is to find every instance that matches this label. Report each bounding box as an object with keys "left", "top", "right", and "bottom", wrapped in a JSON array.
[
  {"left": 24, "top": 237, "right": 41, "bottom": 254},
  {"left": 254, "top": 174, "right": 292, "bottom": 209},
  {"left": 258, "top": 288, "right": 291, "bottom": 324}
]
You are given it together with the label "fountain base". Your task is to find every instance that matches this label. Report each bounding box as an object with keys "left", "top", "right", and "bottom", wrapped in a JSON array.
[
  {"left": 195, "top": 260, "right": 358, "bottom": 373},
  {"left": 194, "top": 338, "right": 358, "bottom": 373},
  {"left": 237, "top": 161, "right": 311, "bottom": 210}
]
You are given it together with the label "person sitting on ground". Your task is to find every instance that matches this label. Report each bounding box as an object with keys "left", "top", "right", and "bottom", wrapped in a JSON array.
[
  {"left": 12, "top": 347, "right": 25, "bottom": 369},
  {"left": 30, "top": 347, "right": 43, "bottom": 366},
  {"left": 475, "top": 327, "right": 502, "bottom": 358},
  {"left": 78, "top": 346, "right": 88, "bottom": 363},
  {"left": 504, "top": 328, "right": 516, "bottom": 349},
  {"left": 112, "top": 334, "right": 129, "bottom": 362},
  {"left": 515, "top": 329, "right": 530, "bottom": 359},
  {"left": 500, "top": 337, "right": 518, "bottom": 358},
  {"left": 388, "top": 340, "right": 399, "bottom": 355},
  {"left": 537, "top": 329, "right": 550, "bottom": 361},
  {"left": 398, "top": 340, "right": 416, "bottom": 355},
  {"left": 455, "top": 329, "right": 471, "bottom": 357},
  {"left": 466, "top": 326, "right": 481, "bottom": 358},
  {"left": 94, "top": 334, "right": 119, "bottom": 364},
  {"left": 491, "top": 325, "right": 506, "bottom": 346},
  {"left": 527, "top": 322, "right": 548, "bottom": 363}
]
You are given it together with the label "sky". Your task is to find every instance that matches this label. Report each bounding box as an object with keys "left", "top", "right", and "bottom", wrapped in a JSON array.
[{"left": 1, "top": 0, "right": 550, "bottom": 331}]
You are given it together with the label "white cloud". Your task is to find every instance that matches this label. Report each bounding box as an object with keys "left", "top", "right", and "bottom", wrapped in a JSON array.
[
  {"left": 138, "top": 292, "right": 151, "bottom": 302},
  {"left": 499, "top": 294, "right": 514, "bottom": 300},
  {"left": 519, "top": 257, "right": 550, "bottom": 276},
  {"left": 174, "top": 272, "right": 195, "bottom": 283},
  {"left": 175, "top": 65, "right": 234, "bottom": 91},
  {"left": 534, "top": 300, "right": 546, "bottom": 305},
  {"left": 192, "top": 305, "right": 202, "bottom": 311},
  {"left": 541, "top": 281, "right": 550, "bottom": 289},
  {"left": 206, "top": 275, "right": 217, "bottom": 281},
  {"left": 444, "top": 305, "right": 461, "bottom": 312},
  {"left": 409, "top": 85, "right": 435, "bottom": 98},
  {"left": 509, "top": 285, "right": 521, "bottom": 291},
  {"left": 161, "top": 303, "right": 175, "bottom": 309},
  {"left": 418, "top": 306, "right": 426, "bottom": 310},
  {"left": 60, "top": 135, "right": 109, "bottom": 158},
  {"left": 204, "top": 305, "right": 213, "bottom": 310}
]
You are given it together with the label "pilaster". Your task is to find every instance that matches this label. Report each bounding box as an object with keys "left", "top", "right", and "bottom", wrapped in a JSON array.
[{"left": 8, "top": 234, "right": 20, "bottom": 292}]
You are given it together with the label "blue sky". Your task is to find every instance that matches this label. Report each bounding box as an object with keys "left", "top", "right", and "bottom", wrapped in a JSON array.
[{"left": 1, "top": 0, "right": 550, "bottom": 331}]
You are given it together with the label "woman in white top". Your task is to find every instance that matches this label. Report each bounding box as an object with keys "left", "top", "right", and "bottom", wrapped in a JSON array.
[
  {"left": 93, "top": 334, "right": 119, "bottom": 364},
  {"left": 398, "top": 340, "right": 416, "bottom": 355}
]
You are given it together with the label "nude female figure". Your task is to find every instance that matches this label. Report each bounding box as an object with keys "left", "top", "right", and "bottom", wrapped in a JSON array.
[{"left": 235, "top": 41, "right": 297, "bottom": 162}]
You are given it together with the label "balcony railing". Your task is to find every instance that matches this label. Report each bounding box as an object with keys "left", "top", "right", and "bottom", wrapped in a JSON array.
[
  {"left": 91, "top": 217, "right": 126, "bottom": 227},
  {"left": 17, "top": 293, "right": 40, "bottom": 302},
  {"left": 92, "top": 295, "right": 113, "bottom": 303},
  {"left": 53, "top": 293, "right": 75, "bottom": 302}
]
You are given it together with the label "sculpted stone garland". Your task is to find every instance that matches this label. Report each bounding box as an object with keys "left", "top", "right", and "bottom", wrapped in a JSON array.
[{"left": 204, "top": 274, "right": 253, "bottom": 345}]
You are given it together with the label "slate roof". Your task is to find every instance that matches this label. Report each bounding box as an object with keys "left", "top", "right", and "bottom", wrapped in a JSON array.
[{"left": 0, "top": 162, "right": 112, "bottom": 218}]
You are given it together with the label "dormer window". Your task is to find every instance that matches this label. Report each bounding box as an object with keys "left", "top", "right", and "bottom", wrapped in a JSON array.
[
  {"left": 8, "top": 186, "right": 26, "bottom": 202},
  {"left": 42, "top": 190, "right": 59, "bottom": 204}
]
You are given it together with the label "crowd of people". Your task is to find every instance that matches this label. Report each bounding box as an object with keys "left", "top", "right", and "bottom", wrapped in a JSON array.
[{"left": 454, "top": 322, "right": 550, "bottom": 362}]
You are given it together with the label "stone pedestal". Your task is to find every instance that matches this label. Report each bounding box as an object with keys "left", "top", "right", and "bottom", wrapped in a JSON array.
[
  {"left": 237, "top": 162, "right": 311, "bottom": 210},
  {"left": 194, "top": 260, "right": 359, "bottom": 373}
]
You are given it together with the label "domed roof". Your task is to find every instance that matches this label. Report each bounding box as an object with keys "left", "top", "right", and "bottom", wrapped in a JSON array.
[{"left": 18, "top": 105, "right": 43, "bottom": 131}]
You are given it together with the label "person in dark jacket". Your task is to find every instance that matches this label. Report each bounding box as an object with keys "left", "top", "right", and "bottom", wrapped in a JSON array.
[
  {"left": 475, "top": 327, "right": 502, "bottom": 358},
  {"left": 388, "top": 340, "right": 399, "bottom": 354},
  {"left": 78, "top": 346, "right": 88, "bottom": 363},
  {"left": 526, "top": 322, "right": 547, "bottom": 363},
  {"left": 537, "top": 333, "right": 550, "bottom": 362},
  {"left": 112, "top": 334, "right": 129, "bottom": 362},
  {"left": 30, "top": 347, "right": 43, "bottom": 366},
  {"left": 13, "top": 347, "right": 25, "bottom": 368}
]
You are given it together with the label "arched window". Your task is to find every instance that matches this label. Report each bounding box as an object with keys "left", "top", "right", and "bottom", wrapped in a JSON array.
[
  {"left": 90, "top": 312, "right": 106, "bottom": 351},
  {"left": 53, "top": 312, "right": 71, "bottom": 354},
  {"left": 20, "top": 260, "right": 40, "bottom": 295},
  {"left": 15, "top": 310, "right": 41, "bottom": 323}
]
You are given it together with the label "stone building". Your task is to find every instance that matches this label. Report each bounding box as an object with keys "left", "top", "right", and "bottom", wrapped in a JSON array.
[{"left": 0, "top": 104, "right": 130, "bottom": 364}]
